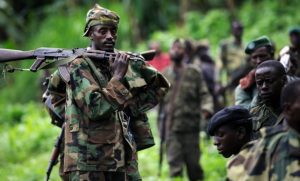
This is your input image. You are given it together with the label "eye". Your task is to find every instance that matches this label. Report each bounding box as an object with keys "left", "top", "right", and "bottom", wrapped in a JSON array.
[
  {"left": 110, "top": 29, "right": 117, "bottom": 36},
  {"left": 256, "top": 80, "right": 263, "bottom": 86},
  {"left": 98, "top": 28, "right": 108, "bottom": 35},
  {"left": 215, "top": 131, "right": 224, "bottom": 137}
]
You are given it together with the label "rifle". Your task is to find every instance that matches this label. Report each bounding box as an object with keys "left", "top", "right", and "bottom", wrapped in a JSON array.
[
  {"left": 0, "top": 47, "right": 156, "bottom": 72},
  {"left": 44, "top": 96, "right": 65, "bottom": 181},
  {"left": 157, "top": 103, "right": 166, "bottom": 176}
]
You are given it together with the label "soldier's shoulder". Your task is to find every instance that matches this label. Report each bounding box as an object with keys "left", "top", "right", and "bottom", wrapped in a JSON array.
[
  {"left": 227, "top": 140, "right": 257, "bottom": 169},
  {"left": 259, "top": 124, "right": 288, "bottom": 139},
  {"left": 185, "top": 64, "right": 201, "bottom": 73},
  {"left": 220, "top": 38, "right": 231, "bottom": 46}
]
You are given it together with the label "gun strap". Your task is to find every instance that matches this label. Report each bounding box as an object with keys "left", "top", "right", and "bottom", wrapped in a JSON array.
[
  {"left": 58, "top": 66, "right": 71, "bottom": 84},
  {"left": 85, "top": 58, "right": 108, "bottom": 88}
]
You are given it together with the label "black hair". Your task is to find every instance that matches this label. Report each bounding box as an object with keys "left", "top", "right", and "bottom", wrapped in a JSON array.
[
  {"left": 281, "top": 79, "right": 300, "bottom": 108},
  {"left": 256, "top": 60, "right": 286, "bottom": 77}
]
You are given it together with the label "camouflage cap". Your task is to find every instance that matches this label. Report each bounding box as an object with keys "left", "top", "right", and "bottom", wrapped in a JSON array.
[
  {"left": 83, "top": 4, "right": 120, "bottom": 37},
  {"left": 289, "top": 26, "right": 300, "bottom": 35},
  {"left": 207, "top": 105, "right": 252, "bottom": 136},
  {"left": 245, "top": 36, "right": 273, "bottom": 54}
]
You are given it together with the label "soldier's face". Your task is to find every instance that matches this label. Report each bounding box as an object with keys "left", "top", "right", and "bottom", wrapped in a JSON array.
[
  {"left": 231, "top": 24, "right": 243, "bottom": 38},
  {"left": 170, "top": 42, "right": 184, "bottom": 63},
  {"left": 255, "top": 67, "right": 286, "bottom": 103},
  {"left": 89, "top": 24, "right": 118, "bottom": 52},
  {"left": 250, "top": 47, "right": 272, "bottom": 67},
  {"left": 284, "top": 96, "right": 300, "bottom": 133},
  {"left": 290, "top": 33, "right": 300, "bottom": 48},
  {"left": 213, "top": 125, "right": 244, "bottom": 158}
]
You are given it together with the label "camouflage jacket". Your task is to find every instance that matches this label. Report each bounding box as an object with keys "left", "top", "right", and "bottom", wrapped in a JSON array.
[
  {"left": 47, "top": 55, "right": 169, "bottom": 172},
  {"left": 227, "top": 124, "right": 300, "bottom": 181},
  {"left": 250, "top": 102, "right": 283, "bottom": 133},
  {"left": 161, "top": 64, "right": 213, "bottom": 133},
  {"left": 219, "top": 38, "right": 247, "bottom": 81},
  {"left": 226, "top": 140, "right": 257, "bottom": 180}
]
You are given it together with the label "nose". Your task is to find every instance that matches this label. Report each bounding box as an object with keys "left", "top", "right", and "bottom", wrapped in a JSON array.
[
  {"left": 255, "top": 57, "right": 263, "bottom": 66},
  {"left": 213, "top": 137, "right": 220, "bottom": 146},
  {"left": 105, "top": 31, "right": 113, "bottom": 39}
]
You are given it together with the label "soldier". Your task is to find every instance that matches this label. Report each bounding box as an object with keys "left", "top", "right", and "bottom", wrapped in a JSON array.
[
  {"left": 279, "top": 26, "right": 300, "bottom": 77},
  {"left": 207, "top": 106, "right": 253, "bottom": 158},
  {"left": 251, "top": 60, "right": 287, "bottom": 136},
  {"left": 218, "top": 21, "right": 248, "bottom": 104},
  {"left": 207, "top": 106, "right": 256, "bottom": 180},
  {"left": 227, "top": 80, "right": 300, "bottom": 181},
  {"left": 159, "top": 38, "right": 213, "bottom": 181},
  {"left": 46, "top": 4, "right": 169, "bottom": 181},
  {"left": 194, "top": 41, "right": 220, "bottom": 112},
  {"left": 235, "top": 36, "right": 275, "bottom": 109}
]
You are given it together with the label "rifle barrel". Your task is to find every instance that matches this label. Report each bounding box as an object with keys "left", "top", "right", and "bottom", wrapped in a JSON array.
[{"left": 0, "top": 49, "right": 35, "bottom": 62}]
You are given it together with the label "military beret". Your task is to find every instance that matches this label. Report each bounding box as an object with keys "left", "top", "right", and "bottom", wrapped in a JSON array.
[
  {"left": 289, "top": 26, "right": 300, "bottom": 35},
  {"left": 207, "top": 105, "right": 252, "bottom": 136},
  {"left": 245, "top": 36, "right": 273, "bottom": 54},
  {"left": 83, "top": 4, "right": 119, "bottom": 37}
]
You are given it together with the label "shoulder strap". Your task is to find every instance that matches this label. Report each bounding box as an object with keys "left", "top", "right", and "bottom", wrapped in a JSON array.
[
  {"left": 58, "top": 66, "right": 71, "bottom": 84},
  {"left": 84, "top": 58, "right": 107, "bottom": 88}
]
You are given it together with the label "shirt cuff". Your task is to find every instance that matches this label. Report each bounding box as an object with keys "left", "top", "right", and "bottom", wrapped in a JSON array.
[{"left": 102, "top": 77, "right": 133, "bottom": 109}]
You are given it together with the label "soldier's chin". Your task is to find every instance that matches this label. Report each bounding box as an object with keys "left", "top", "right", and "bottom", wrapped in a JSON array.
[
  {"left": 260, "top": 94, "right": 271, "bottom": 100},
  {"left": 103, "top": 45, "right": 115, "bottom": 52},
  {"left": 219, "top": 150, "right": 231, "bottom": 158}
]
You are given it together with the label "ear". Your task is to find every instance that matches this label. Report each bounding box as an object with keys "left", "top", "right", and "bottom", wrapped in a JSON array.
[
  {"left": 236, "top": 126, "right": 246, "bottom": 140},
  {"left": 283, "top": 103, "right": 291, "bottom": 119}
]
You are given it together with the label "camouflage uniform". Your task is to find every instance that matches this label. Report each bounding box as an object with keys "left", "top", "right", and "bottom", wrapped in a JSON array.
[
  {"left": 47, "top": 53, "right": 169, "bottom": 180},
  {"left": 45, "top": 4, "right": 169, "bottom": 180},
  {"left": 250, "top": 101, "right": 284, "bottom": 138},
  {"left": 219, "top": 38, "right": 247, "bottom": 87},
  {"left": 161, "top": 64, "right": 213, "bottom": 180},
  {"left": 227, "top": 124, "right": 300, "bottom": 181}
]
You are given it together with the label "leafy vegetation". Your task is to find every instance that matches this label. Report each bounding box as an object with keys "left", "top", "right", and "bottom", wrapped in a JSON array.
[
  {"left": 0, "top": 103, "right": 226, "bottom": 181},
  {"left": 0, "top": 0, "right": 299, "bottom": 180}
]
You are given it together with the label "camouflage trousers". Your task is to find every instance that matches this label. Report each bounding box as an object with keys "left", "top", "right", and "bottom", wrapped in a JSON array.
[
  {"left": 59, "top": 151, "right": 141, "bottom": 181},
  {"left": 166, "top": 132, "right": 204, "bottom": 181},
  {"left": 63, "top": 171, "right": 126, "bottom": 181}
]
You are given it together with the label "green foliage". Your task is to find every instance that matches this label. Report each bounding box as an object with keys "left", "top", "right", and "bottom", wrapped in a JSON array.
[{"left": 0, "top": 105, "right": 226, "bottom": 180}]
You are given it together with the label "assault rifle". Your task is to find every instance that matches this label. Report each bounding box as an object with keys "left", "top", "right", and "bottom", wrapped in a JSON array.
[
  {"left": 0, "top": 47, "right": 156, "bottom": 72},
  {"left": 44, "top": 96, "right": 65, "bottom": 181}
]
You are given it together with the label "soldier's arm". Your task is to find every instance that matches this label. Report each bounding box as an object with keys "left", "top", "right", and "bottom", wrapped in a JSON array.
[
  {"left": 197, "top": 67, "right": 213, "bottom": 118},
  {"left": 69, "top": 60, "right": 132, "bottom": 121},
  {"left": 46, "top": 70, "right": 66, "bottom": 127},
  {"left": 234, "top": 85, "right": 252, "bottom": 109},
  {"left": 124, "top": 62, "right": 170, "bottom": 114}
]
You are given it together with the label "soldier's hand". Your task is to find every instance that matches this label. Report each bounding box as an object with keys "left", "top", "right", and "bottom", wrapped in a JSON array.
[{"left": 110, "top": 52, "right": 130, "bottom": 80}]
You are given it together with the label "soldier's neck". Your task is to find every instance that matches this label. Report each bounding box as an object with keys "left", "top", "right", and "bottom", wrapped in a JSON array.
[
  {"left": 234, "top": 37, "right": 242, "bottom": 46},
  {"left": 265, "top": 99, "right": 281, "bottom": 114}
]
